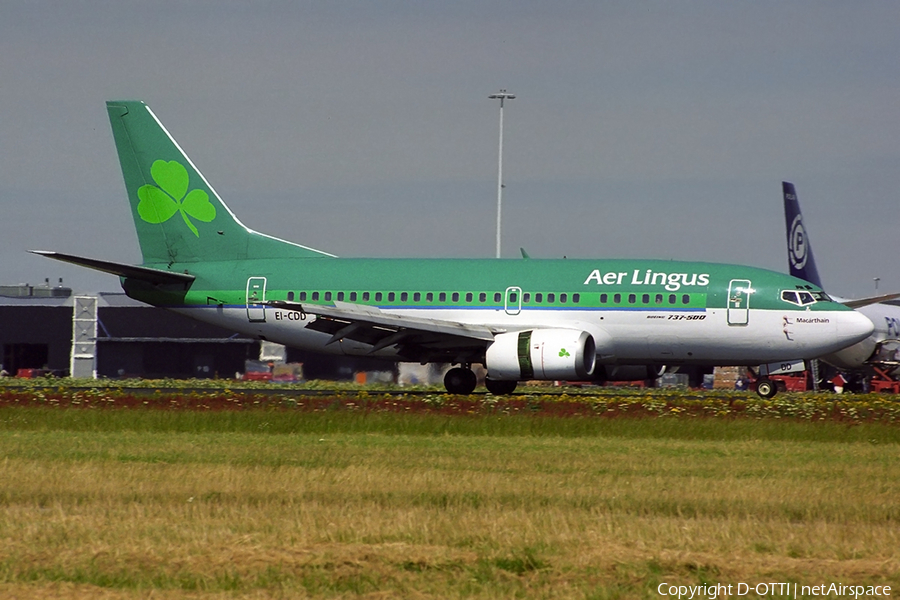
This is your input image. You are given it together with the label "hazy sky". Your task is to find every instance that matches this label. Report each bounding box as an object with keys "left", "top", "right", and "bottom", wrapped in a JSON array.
[{"left": 2, "top": 1, "right": 898, "bottom": 298}]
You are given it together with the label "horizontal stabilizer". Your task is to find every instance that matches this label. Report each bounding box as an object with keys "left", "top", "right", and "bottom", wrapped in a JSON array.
[
  {"left": 842, "top": 293, "right": 900, "bottom": 309},
  {"left": 30, "top": 251, "right": 195, "bottom": 285}
]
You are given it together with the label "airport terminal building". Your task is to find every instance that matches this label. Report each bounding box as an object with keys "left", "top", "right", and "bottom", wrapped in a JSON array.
[
  {"left": 0, "top": 280, "right": 396, "bottom": 381},
  {"left": 0, "top": 281, "right": 260, "bottom": 378}
]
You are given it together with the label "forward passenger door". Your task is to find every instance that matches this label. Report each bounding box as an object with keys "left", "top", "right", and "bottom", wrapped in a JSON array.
[{"left": 727, "top": 279, "right": 751, "bottom": 326}]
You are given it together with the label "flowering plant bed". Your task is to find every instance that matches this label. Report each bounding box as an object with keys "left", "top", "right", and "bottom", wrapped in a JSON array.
[{"left": 1, "top": 380, "right": 899, "bottom": 426}]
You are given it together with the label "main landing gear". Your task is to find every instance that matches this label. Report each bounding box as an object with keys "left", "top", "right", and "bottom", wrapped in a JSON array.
[
  {"left": 443, "top": 366, "right": 477, "bottom": 394},
  {"left": 442, "top": 366, "right": 518, "bottom": 395},
  {"left": 484, "top": 378, "right": 518, "bottom": 395}
]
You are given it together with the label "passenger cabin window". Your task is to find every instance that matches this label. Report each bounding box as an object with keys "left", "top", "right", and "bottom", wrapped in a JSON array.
[
  {"left": 287, "top": 291, "right": 294, "bottom": 301},
  {"left": 668, "top": 294, "right": 676, "bottom": 304},
  {"left": 523, "top": 293, "right": 531, "bottom": 303},
  {"left": 560, "top": 293, "right": 567, "bottom": 303},
  {"left": 479, "top": 292, "right": 487, "bottom": 302},
  {"left": 363, "top": 292, "right": 370, "bottom": 301},
  {"left": 388, "top": 292, "right": 395, "bottom": 302},
  {"left": 312, "top": 292, "right": 320, "bottom": 301},
  {"left": 375, "top": 292, "right": 383, "bottom": 302},
  {"left": 535, "top": 293, "right": 543, "bottom": 303},
  {"left": 439, "top": 292, "right": 447, "bottom": 302},
  {"left": 642, "top": 294, "right": 650, "bottom": 304},
  {"left": 572, "top": 293, "right": 580, "bottom": 303},
  {"left": 349, "top": 292, "right": 357, "bottom": 301},
  {"left": 336, "top": 292, "right": 344, "bottom": 301},
  {"left": 509, "top": 292, "right": 517, "bottom": 303},
  {"left": 494, "top": 292, "right": 502, "bottom": 302},
  {"left": 600, "top": 293, "right": 608, "bottom": 303},
  {"left": 299, "top": 292, "right": 307, "bottom": 301},
  {"left": 655, "top": 294, "right": 663, "bottom": 304},
  {"left": 452, "top": 292, "right": 460, "bottom": 302},
  {"left": 414, "top": 292, "right": 421, "bottom": 302},
  {"left": 547, "top": 293, "right": 555, "bottom": 303},
  {"left": 466, "top": 292, "right": 473, "bottom": 302},
  {"left": 324, "top": 292, "right": 332, "bottom": 301},
  {"left": 628, "top": 294, "right": 636, "bottom": 304},
  {"left": 682, "top": 294, "right": 690, "bottom": 305},
  {"left": 426, "top": 292, "right": 433, "bottom": 302},
  {"left": 400, "top": 292, "right": 408, "bottom": 302},
  {"left": 614, "top": 293, "right": 621, "bottom": 303}
]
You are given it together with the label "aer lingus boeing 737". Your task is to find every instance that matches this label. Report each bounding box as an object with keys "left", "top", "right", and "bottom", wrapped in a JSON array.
[{"left": 34, "top": 101, "right": 874, "bottom": 397}]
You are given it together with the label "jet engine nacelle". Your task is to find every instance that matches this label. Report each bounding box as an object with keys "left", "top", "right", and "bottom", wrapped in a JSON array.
[{"left": 486, "top": 329, "right": 596, "bottom": 381}]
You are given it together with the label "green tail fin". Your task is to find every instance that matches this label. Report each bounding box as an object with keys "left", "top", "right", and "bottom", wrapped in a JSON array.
[{"left": 106, "top": 100, "right": 333, "bottom": 265}]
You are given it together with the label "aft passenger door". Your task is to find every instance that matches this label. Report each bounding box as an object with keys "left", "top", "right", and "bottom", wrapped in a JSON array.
[
  {"left": 727, "top": 279, "right": 751, "bottom": 326},
  {"left": 246, "top": 277, "right": 267, "bottom": 322}
]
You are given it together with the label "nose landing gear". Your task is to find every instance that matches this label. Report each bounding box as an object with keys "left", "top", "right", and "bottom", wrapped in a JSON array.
[{"left": 755, "top": 377, "right": 778, "bottom": 398}]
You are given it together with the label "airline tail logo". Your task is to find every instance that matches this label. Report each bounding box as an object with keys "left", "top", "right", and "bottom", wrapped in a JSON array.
[
  {"left": 137, "top": 160, "right": 217, "bottom": 237},
  {"left": 787, "top": 213, "right": 808, "bottom": 271}
]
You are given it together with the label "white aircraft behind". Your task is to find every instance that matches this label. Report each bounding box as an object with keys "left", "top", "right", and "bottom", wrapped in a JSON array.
[{"left": 783, "top": 181, "right": 900, "bottom": 370}]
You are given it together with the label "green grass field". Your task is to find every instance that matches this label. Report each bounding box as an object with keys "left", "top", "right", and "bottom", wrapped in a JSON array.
[{"left": 1, "top": 402, "right": 898, "bottom": 599}]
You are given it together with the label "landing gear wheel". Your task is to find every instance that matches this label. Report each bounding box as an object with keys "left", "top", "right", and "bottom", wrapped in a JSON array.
[
  {"left": 444, "top": 367, "right": 477, "bottom": 395},
  {"left": 756, "top": 378, "right": 778, "bottom": 399},
  {"left": 485, "top": 378, "right": 518, "bottom": 395}
]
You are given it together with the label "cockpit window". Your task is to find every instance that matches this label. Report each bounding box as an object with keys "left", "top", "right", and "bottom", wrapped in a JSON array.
[{"left": 781, "top": 290, "right": 819, "bottom": 307}]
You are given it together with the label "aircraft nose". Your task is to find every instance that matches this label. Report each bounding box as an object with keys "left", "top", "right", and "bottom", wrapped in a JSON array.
[{"left": 836, "top": 310, "right": 874, "bottom": 346}]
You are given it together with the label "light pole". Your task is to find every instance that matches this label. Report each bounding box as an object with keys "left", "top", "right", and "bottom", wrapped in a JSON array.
[{"left": 489, "top": 89, "right": 514, "bottom": 258}]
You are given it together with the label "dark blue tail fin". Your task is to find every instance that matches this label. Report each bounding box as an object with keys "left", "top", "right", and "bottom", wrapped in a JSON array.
[{"left": 783, "top": 181, "right": 823, "bottom": 287}]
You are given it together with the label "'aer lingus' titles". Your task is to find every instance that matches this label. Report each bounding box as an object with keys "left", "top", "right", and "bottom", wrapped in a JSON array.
[{"left": 583, "top": 269, "right": 710, "bottom": 291}]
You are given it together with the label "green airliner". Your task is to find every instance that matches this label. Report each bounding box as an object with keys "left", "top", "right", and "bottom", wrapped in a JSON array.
[{"left": 35, "top": 101, "right": 873, "bottom": 397}]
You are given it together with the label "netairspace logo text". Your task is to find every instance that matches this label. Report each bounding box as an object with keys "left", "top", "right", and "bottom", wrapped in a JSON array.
[{"left": 657, "top": 582, "right": 891, "bottom": 599}]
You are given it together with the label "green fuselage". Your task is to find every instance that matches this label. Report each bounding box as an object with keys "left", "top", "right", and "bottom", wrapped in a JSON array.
[{"left": 123, "top": 256, "right": 873, "bottom": 367}]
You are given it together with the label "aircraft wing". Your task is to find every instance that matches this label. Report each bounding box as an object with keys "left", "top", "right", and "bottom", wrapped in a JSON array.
[
  {"left": 841, "top": 293, "right": 900, "bottom": 309},
  {"left": 266, "top": 300, "right": 500, "bottom": 362}
]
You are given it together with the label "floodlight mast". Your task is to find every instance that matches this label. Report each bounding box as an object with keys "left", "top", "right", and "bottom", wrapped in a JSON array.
[{"left": 489, "top": 89, "right": 515, "bottom": 258}]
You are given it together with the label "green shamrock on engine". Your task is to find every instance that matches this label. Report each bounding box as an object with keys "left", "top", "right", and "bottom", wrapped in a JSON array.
[
  {"left": 137, "top": 160, "right": 216, "bottom": 237},
  {"left": 559, "top": 348, "right": 570, "bottom": 358}
]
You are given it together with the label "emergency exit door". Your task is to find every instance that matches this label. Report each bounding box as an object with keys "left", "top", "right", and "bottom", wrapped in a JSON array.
[
  {"left": 246, "top": 277, "right": 267, "bottom": 322},
  {"left": 504, "top": 286, "right": 522, "bottom": 315}
]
